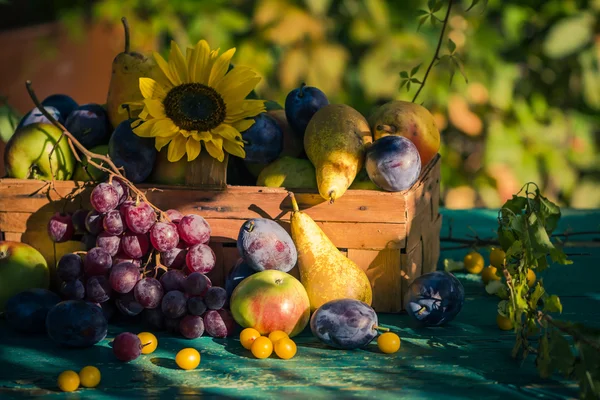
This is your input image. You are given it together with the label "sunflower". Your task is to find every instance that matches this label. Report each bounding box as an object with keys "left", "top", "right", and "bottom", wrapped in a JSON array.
[{"left": 131, "top": 40, "right": 265, "bottom": 162}]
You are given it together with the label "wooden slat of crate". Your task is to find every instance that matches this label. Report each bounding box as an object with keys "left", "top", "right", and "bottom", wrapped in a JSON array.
[
  {"left": 421, "top": 214, "right": 442, "bottom": 276},
  {"left": 401, "top": 239, "right": 423, "bottom": 301},
  {"left": 348, "top": 248, "right": 403, "bottom": 313},
  {"left": 0, "top": 212, "right": 407, "bottom": 250}
]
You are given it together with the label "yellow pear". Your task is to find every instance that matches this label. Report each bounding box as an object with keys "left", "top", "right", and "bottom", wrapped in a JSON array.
[
  {"left": 368, "top": 100, "right": 440, "bottom": 165},
  {"left": 304, "top": 104, "right": 372, "bottom": 202},
  {"left": 289, "top": 193, "right": 372, "bottom": 312},
  {"left": 257, "top": 157, "right": 317, "bottom": 189},
  {"left": 106, "top": 17, "right": 156, "bottom": 128}
]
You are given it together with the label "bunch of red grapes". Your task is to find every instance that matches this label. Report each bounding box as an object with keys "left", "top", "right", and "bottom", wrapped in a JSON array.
[{"left": 48, "top": 178, "right": 235, "bottom": 339}]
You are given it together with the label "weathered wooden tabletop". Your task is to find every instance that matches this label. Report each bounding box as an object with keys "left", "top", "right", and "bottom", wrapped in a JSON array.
[{"left": 1, "top": 208, "right": 598, "bottom": 400}]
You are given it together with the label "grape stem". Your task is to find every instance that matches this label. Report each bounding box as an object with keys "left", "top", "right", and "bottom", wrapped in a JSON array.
[{"left": 25, "top": 81, "right": 169, "bottom": 221}]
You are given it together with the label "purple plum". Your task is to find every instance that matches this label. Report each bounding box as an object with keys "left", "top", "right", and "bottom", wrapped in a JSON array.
[{"left": 366, "top": 135, "right": 421, "bottom": 192}]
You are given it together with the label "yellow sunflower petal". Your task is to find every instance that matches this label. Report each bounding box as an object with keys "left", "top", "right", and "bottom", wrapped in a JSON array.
[
  {"left": 204, "top": 136, "right": 225, "bottom": 162},
  {"left": 223, "top": 139, "right": 246, "bottom": 159},
  {"left": 222, "top": 77, "right": 262, "bottom": 104},
  {"left": 225, "top": 100, "right": 266, "bottom": 123},
  {"left": 168, "top": 40, "right": 187, "bottom": 85},
  {"left": 153, "top": 52, "right": 179, "bottom": 87},
  {"left": 167, "top": 134, "right": 187, "bottom": 162},
  {"left": 152, "top": 118, "right": 180, "bottom": 137},
  {"left": 186, "top": 137, "right": 201, "bottom": 161},
  {"left": 139, "top": 78, "right": 166, "bottom": 100},
  {"left": 144, "top": 99, "right": 166, "bottom": 119},
  {"left": 231, "top": 118, "right": 255, "bottom": 132},
  {"left": 155, "top": 135, "right": 176, "bottom": 151},
  {"left": 208, "top": 48, "right": 236, "bottom": 87},
  {"left": 212, "top": 123, "right": 243, "bottom": 142},
  {"left": 133, "top": 118, "right": 160, "bottom": 137},
  {"left": 191, "top": 40, "right": 211, "bottom": 84},
  {"left": 192, "top": 131, "right": 213, "bottom": 141},
  {"left": 215, "top": 66, "right": 255, "bottom": 93}
]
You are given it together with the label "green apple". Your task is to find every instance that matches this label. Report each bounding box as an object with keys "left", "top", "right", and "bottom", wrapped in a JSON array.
[
  {"left": 0, "top": 241, "right": 50, "bottom": 310},
  {"left": 4, "top": 123, "right": 75, "bottom": 180},
  {"left": 148, "top": 147, "right": 187, "bottom": 185},
  {"left": 0, "top": 101, "right": 21, "bottom": 143},
  {"left": 72, "top": 144, "right": 109, "bottom": 181}
]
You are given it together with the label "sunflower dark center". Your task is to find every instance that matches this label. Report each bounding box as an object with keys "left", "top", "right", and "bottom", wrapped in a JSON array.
[{"left": 163, "top": 83, "right": 226, "bottom": 131}]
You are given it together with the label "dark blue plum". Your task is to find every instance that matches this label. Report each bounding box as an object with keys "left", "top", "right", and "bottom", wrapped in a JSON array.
[
  {"left": 46, "top": 300, "right": 108, "bottom": 347},
  {"left": 225, "top": 258, "right": 256, "bottom": 298},
  {"left": 65, "top": 103, "right": 111, "bottom": 149},
  {"left": 60, "top": 279, "right": 85, "bottom": 300},
  {"left": 237, "top": 218, "right": 297, "bottom": 273},
  {"left": 366, "top": 135, "right": 421, "bottom": 192},
  {"left": 109, "top": 119, "right": 157, "bottom": 183},
  {"left": 242, "top": 113, "right": 283, "bottom": 164},
  {"left": 17, "top": 106, "right": 62, "bottom": 129},
  {"left": 41, "top": 94, "right": 78, "bottom": 117},
  {"left": 284, "top": 83, "right": 329, "bottom": 138},
  {"left": 404, "top": 271, "right": 465, "bottom": 327},
  {"left": 310, "top": 299, "right": 378, "bottom": 350},
  {"left": 5, "top": 289, "right": 61, "bottom": 333}
]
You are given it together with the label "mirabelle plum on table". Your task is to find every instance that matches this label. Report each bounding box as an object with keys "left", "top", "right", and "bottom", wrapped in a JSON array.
[
  {"left": 251, "top": 336, "right": 273, "bottom": 359},
  {"left": 274, "top": 338, "right": 297, "bottom": 360},
  {"left": 79, "top": 366, "right": 101, "bottom": 388},
  {"left": 57, "top": 370, "right": 80, "bottom": 392},
  {"left": 377, "top": 332, "right": 401, "bottom": 354},
  {"left": 240, "top": 328, "right": 261, "bottom": 350},
  {"left": 176, "top": 348, "right": 201, "bottom": 370}
]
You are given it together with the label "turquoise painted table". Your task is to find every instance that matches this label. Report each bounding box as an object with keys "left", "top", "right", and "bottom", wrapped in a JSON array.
[{"left": 1, "top": 209, "right": 598, "bottom": 399}]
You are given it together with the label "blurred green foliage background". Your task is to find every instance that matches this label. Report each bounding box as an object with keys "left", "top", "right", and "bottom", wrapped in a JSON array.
[{"left": 4, "top": 0, "right": 600, "bottom": 209}]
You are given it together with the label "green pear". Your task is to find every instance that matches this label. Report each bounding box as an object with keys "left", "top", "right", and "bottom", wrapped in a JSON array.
[
  {"left": 147, "top": 147, "right": 187, "bottom": 185},
  {"left": 257, "top": 157, "right": 317, "bottom": 189},
  {"left": 4, "top": 123, "right": 75, "bottom": 180},
  {"left": 72, "top": 144, "right": 110, "bottom": 182}
]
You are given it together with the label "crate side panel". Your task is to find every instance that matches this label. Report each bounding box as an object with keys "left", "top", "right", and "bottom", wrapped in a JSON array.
[
  {"left": 401, "top": 239, "right": 423, "bottom": 305},
  {"left": 422, "top": 214, "right": 442, "bottom": 275}
]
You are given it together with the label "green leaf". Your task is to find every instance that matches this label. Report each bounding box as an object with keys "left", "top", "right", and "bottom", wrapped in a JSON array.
[
  {"left": 410, "top": 63, "right": 422, "bottom": 77},
  {"left": 548, "top": 330, "right": 575, "bottom": 377},
  {"left": 427, "top": 0, "right": 436, "bottom": 11},
  {"left": 417, "top": 15, "right": 429, "bottom": 31},
  {"left": 543, "top": 13, "right": 594, "bottom": 59},
  {"left": 410, "top": 78, "right": 421, "bottom": 83},
  {"left": 543, "top": 295, "right": 563, "bottom": 314},
  {"left": 400, "top": 80, "right": 408, "bottom": 89},
  {"left": 451, "top": 56, "right": 468, "bottom": 83},
  {"left": 407, "top": 81, "right": 412, "bottom": 91},
  {"left": 448, "top": 38, "right": 457, "bottom": 54},
  {"left": 503, "top": 195, "right": 528, "bottom": 215},
  {"left": 537, "top": 255, "right": 549, "bottom": 272},
  {"left": 537, "top": 333, "right": 552, "bottom": 378},
  {"left": 432, "top": 0, "right": 444, "bottom": 12},
  {"left": 416, "top": 10, "right": 430, "bottom": 16},
  {"left": 529, "top": 283, "right": 545, "bottom": 309},
  {"left": 466, "top": 0, "right": 481, "bottom": 12},
  {"left": 535, "top": 191, "right": 561, "bottom": 233},
  {"left": 498, "top": 226, "right": 517, "bottom": 252},
  {"left": 400, "top": 71, "right": 409, "bottom": 79}
]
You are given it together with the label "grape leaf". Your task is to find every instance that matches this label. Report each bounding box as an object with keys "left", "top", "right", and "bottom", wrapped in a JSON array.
[
  {"left": 534, "top": 189, "right": 561, "bottom": 233},
  {"left": 410, "top": 63, "right": 422, "bottom": 77},
  {"left": 529, "top": 283, "right": 545, "bottom": 309},
  {"left": 543, "top": 295, "right": 563, "bottom": 314},
  {"left": 498, "top": 226, "right": 517, "bottom": 251},
  {"left": 503, "top": 194, "right": 528, "bottom": 215}
]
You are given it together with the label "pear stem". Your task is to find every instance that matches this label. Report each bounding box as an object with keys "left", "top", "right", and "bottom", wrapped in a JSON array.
[
  {"left": 299, "top": 83, "right": 306, "bottom": 98},
  {"left": 288, "top": 192, "right": 299, "bottom": 213},
  {"left": 373, "top": 325, "right": 390, "bottom": 333},
  {"left": 376, "top": 124, "right": 397, "bottom": 134},
  {"left": 121, "top": 17, "right": 130, "bottom": 54}
]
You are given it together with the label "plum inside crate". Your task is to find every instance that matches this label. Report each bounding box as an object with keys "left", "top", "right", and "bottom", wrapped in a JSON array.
[{"left": 0, "top": 154, "right": 441, "bottom": 313}]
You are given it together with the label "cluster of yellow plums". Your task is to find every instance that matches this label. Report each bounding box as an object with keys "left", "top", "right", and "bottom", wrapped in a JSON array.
[
  {"left": 240, "top": 328, "right": 298, "bottom": 359},
  {"left": 463, "top": 248, "right": 537, "bottom": 332}
]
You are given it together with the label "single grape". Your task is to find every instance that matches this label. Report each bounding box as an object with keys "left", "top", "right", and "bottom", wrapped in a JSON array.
[
  {"left": 187, "top": 297, "right": 207, "bottom": 316},
  {"left": 150, "top": 222, "right": 179, "bottom": 252},
  {"left": 204, "top": 287, "right": 227, "bottom": 310},
  {"left": 161, "top": 290, "right": 187, "bottom": 319},
  {"left": 178, "top": 215, "right": 211, "bottom": 245},
  {"left": 90, "top": 183, "right": 119, "bottom": 213},
  {"left": 109, "top": 262, "right": 140, "bottom": 294},
  {"left": 165, "top": 317, "right": 183, "bottom": 334},
  {"left": 203, "top": 309, "right": 235, "bottom": 338},
  {"left": 57, "top": 253, "right": 83, "bottom": 282},
  {"left": 86, "top": 276, "right": 112, "bottom": 303},
  {"left": 159, "top": 270, "right": 186, "bottom": 292},
  {"left": 185, "top": 244, "right": 216, "bottom": 274},
  {"left": 109, "top": 177, "right": 128, "bottom": 205},
  {"left": 60, "top": 279, "right": 85, "bottom": 300},
  {"left": 84, "top": 247, "right": 112, "bottom": 276},
  {"left": 143, "top": 308, "right": 165, "bottom": 330},
  {"left": 81, "top": 233, "right": 97, "bottom": 250},
  {"left": 103, "top": 209, "right": 124, "bottom": 235},
  {"left": 112, "top": 332, "right": 142, "bottom": 362},
  {"left": 134, "top": 278, "right": 164, "bottom": 309},
  {"left": 183, "top": 272, "right": 211, "bottom": 296},
  {"left": 85, "top": 210, "right": 104, "bottom": 235},
  {"left": 71, "top": 209, "right": 89, "bottom": 234},
  {"left": 124, "top": 201, "right": 156, "bottom": 234},
  {"left": 47, "top": 212, "right": 74, "bottom": 243},
  {"left": 112, "top": 253, "right": 141, "bottom": 267},
  {"left": 179, "top": 315, "right": 205, "bottom": 339},
  {"left": 160, "top": 246, "right": 187, "bottom": 269},
  {"left": 115, "top": 292, "right": 144, "bottom": 316},
  {"left": 166, "top": 209, "right": 183, "bottom": 224},
  {"left": 119, "top": 200, "right": 134, "bottom": 220},
  {"left": 121, "top": 231, "right": 150, "bottom": 259},
  {"left": 96, "top": 232, "right": 121, "bottom": 257}
]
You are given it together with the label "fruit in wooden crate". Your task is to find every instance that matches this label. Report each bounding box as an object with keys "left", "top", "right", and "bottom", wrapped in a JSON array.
[
  {"left": 256, "top": 156, "right": 317, "bottom": 189},
  {"left": 108, "top": 118, "right": 157, "bottom": 183},
  {"left": 368, "top": 100, "right": 440, "bottom": 166},
  {"left": 4, "top": 288, "right": 61, "bottom": 333},
  {"left": 41, "top": 94, "right": 78, "bottom": 118},
  {"left": 72, "top": 144, "right": 110, "bottom": 181},
  {"left": 237, "top": 218, "right": 297, "bottom": 273},
  {"left": 366, "top": 135, "right": 421, "bottom": 191},
  {"left": 267, "top": 109, "right": 304, "bottom": 159},
  {"left": 289, "top": 193, "right": 372, "bottom": 311},
  {"left": 46, "top": 300, "right": 108, "bottom": 347},
  {"left": 4, "top": 123, "right": 76, "bottom": 180},
  {"left": 0, "top": 100, "right": 21, "bottom": 143},
  {"left": 106, "top": 18, "right": 156, "bottom": 128},
  {"left": 304, "top": 104, "right": 373, "bottom": 202},
  {"left": 17, "top": 106, "right": 63, "bottom": 130},
  {"left": 242, "top": 113, "right": 284, "bottom": 164},
  {"left": 284, "top": 83, "right": 329, "bottom": 139},
  {"left": 404, "top": 271, "right": 465, "bottom": 327},
  {"left": 310, "top": 299, "right": 379, "bottom": 350},
  {"left": 148, "top": 148, "right": 187, "bottom": 185},
  {"left": 65, "top": 103, "right": 111, "bottom": 149},
  {"left": 348, "top": 168, "right": 379, "bottom": 190},
  {"left": 0, "top": 241, "right": 50, "bottom": 310},
  {"left": 230, "top": 270, "right": 310, "bottom": 338}
]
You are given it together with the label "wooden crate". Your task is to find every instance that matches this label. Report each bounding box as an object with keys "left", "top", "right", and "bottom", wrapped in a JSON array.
[{"left": 0, "top": 154, "right": 441, "bottom": 313}]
